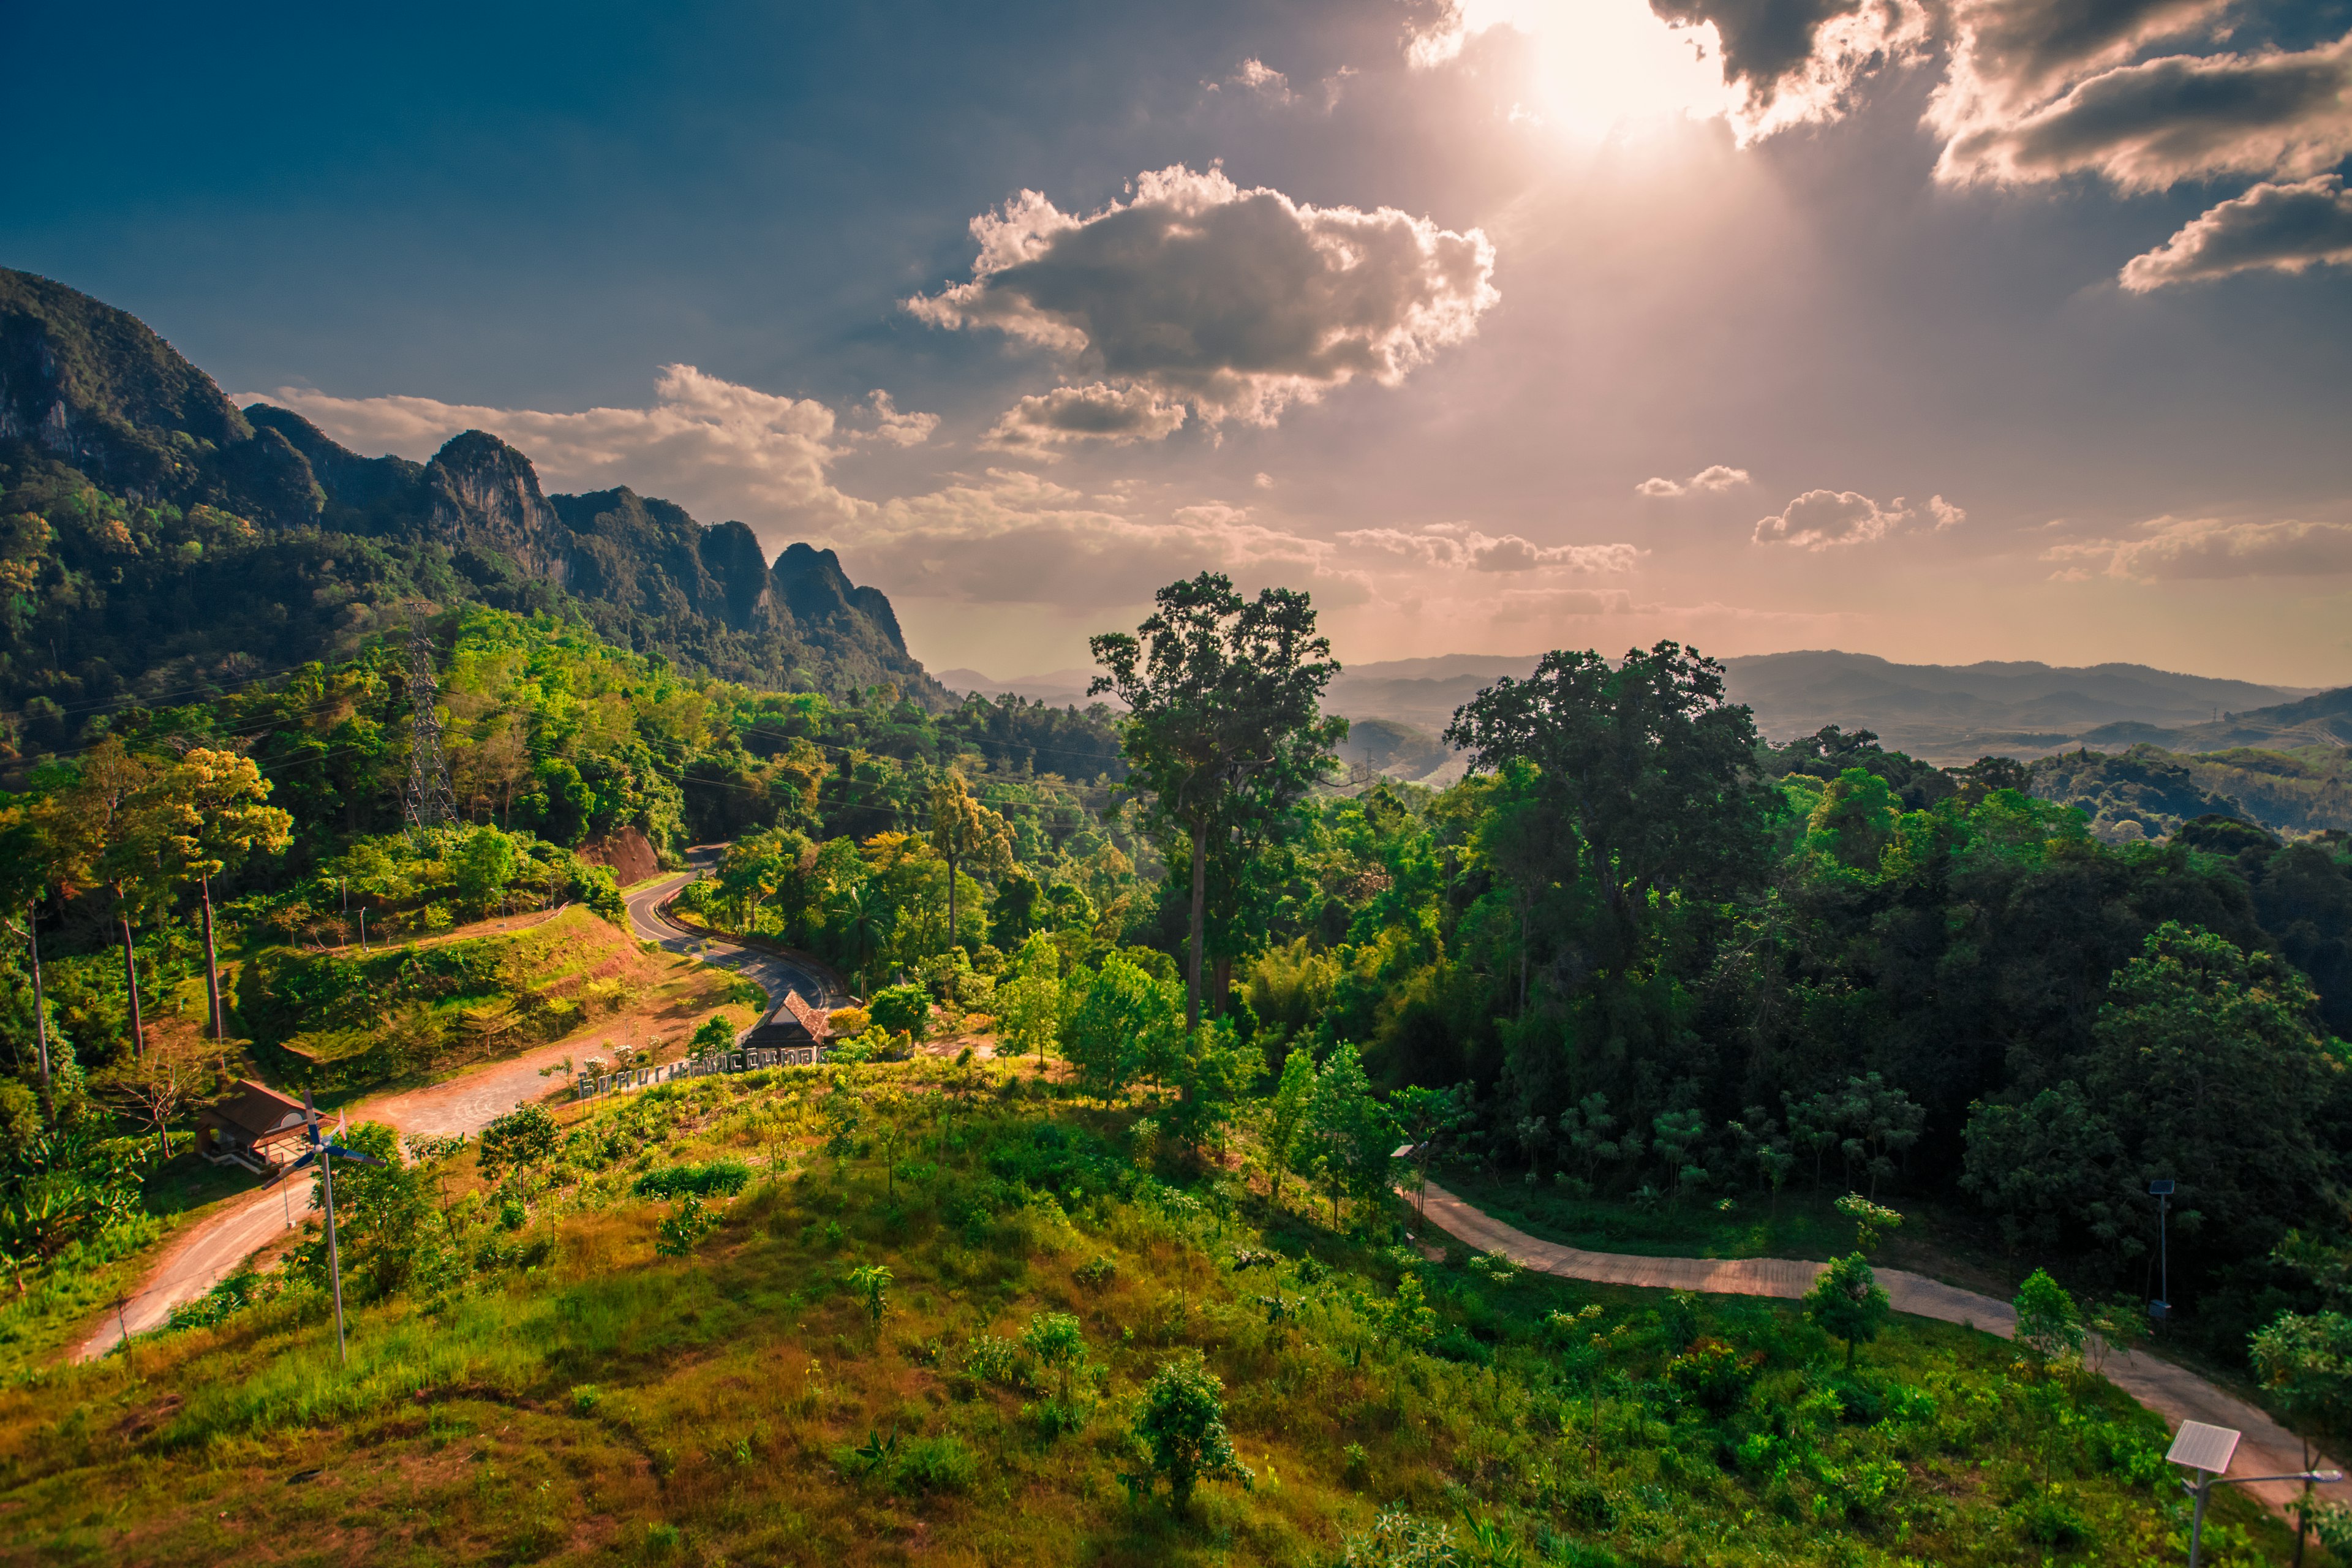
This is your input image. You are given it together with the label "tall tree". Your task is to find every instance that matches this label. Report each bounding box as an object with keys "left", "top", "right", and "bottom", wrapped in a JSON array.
[
  {"left": 928, "top": 772, "right": 1012, "bottom": 957},
  {"left": 151, "top": 748, "right": 293, "bottom": 1041},
  {"left": 34, "top": 738, "right": 165, "bottom": 1058},
  {"left": 1443, "top": 641, "right": 1769, "bottom": 956},
  {"left": 1091, "top": 573, "right": 1344, "bottom": 1028}
]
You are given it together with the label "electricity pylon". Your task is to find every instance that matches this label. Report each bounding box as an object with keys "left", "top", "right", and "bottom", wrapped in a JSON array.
[{"left": 402, "top": 624, "right": 457, "bottom": 834}]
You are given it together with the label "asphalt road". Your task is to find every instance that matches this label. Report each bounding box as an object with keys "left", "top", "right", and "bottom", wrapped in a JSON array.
[
  {"left": 77, "top": 865, "right": 842, "bottom": 1362},
  {"left": 621, "top": 861, "right": 853, "bottom": 1017},
  {"left": 1411, "top": 1179, "right": 2331, "bottom": 1515}
]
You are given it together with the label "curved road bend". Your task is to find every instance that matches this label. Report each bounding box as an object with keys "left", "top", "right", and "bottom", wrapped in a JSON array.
[
  {"left": 77, "top": 862, "right": 839, "bottom": 1362},
  {"left": 1411, "top": 1180, "right": 2328, "bottom": 1515}
]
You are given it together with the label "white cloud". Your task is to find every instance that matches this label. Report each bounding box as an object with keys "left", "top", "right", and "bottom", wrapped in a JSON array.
[
  {"left": 850, "top": 390, "right": 940, "bottom": 448},
  {"left": 1253, "top": 472, "right": 1275, "bottom": 489},
  {"left": 2046, "top": 514, "right": 2352, "bottom": 579},
  {"left": 981, "top": 382, "right": 1187, "bottom": 456},
  {"left": 2122, "top": 174, "right": 2352, "bottom": 289},
  {"left": 249, "top": 364, "right": 867, "bottom": 523},
  {"left": 904, "top": 164, "right": 1499, "bottom": 426},
  {"left": 1208, "top": 57, "right": 1296, "bottom": 104},
  {"left": 1637, "top": 464, "right": 1752, "bottom": 497},
  {"left": 1340, "top": 521, "right": 1642, "bottom": 573},
  {"left": 1929, "top": 0, "right": 2235, "bottom": 129},
  {"left": 1936, "top": 34, "right": 2352, "bottom": 190},
  {"left": 1752, "top": 488, "right": 1960, "bottom": 548}
]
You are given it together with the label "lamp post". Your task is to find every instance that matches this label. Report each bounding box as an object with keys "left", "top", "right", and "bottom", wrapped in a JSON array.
[
  {"left": 2169, "top": 1421, "right": 2342, "bottom": 1568},
  {"left": 2149, "top": 1178, "right": 2174, "bottom": 1320}
]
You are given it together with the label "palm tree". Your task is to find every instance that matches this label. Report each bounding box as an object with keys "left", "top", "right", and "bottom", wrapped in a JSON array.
[{"left": 831, "top": 884, "right": 886, "bottom": 997}]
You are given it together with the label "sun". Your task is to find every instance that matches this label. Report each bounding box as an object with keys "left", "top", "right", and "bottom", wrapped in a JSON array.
[{"left": 1450, "top": 0, "right": 1738, "bottom": 142}]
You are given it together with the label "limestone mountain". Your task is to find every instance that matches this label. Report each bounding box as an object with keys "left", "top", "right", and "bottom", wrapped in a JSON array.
[{"left": 0, "top": 267, "right": 943, "bottom": 758}]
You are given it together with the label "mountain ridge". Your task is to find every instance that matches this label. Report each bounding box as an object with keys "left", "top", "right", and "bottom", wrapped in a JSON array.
[{"left": 0, "top": 268, "right": 944, "bottom": 754}]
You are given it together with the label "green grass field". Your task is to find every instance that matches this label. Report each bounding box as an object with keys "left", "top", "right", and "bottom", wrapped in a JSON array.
[{"left": 0, "top": 1065, "right": 2302, "bottom": 1566}]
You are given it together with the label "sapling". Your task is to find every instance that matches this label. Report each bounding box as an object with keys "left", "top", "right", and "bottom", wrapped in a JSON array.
[
  {"left": 1123, "top": 1353, "right": 1255, "bottom": 1517},
  {"left": 848, "top": 1262, "right": 892, "bottom": 1337}
]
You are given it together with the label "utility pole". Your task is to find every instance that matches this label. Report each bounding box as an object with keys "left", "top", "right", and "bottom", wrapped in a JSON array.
[
  {"left": 402, "top": 623, "right": 457, "bottom": 836},
  {"left": 2150, "top": 1179, "right": 2174, "bottom": 1320}
]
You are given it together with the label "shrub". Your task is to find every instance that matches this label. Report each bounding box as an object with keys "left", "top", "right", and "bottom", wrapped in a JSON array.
[
  {"left": 1341, "top": 1509, "right": 1460, "bottom": 1567},
  {"left": 655, "top": 1194, "right": 717, "bottom": 1256},
  {"left": 478, "top": 1104, "right": 557, "bottom": 1176},
  {"left": 1125, "top": 1353, "right": 1254, "bottom": 1515},
  {"left": 1074, "top": 1254, "right": 1117, "bottom": 1291},
  {"left": 690, "top": 1015, "right": 737, "bottom": 1052},
  {"left": 895, "top": 1434, "right": 977, "bottom": 1494},
  {"left": 868, "top": 984, "right": 931, "bottom": 1040},
  {"left": 828, "top": 1006, "right": 870, "bottom": 1036},
  {"left": 1666, "top": 1337, "right": 1763, "bottom": 1412},
  {"left": 633, "top": 1159, "right": 752, "bottom": 1199},
  {"left": 571, "top": 1385, "right": 601, "bottom": 1414},
  {"left": 2015, "top": 1492, "right": 2094, "bottom": 1548}
]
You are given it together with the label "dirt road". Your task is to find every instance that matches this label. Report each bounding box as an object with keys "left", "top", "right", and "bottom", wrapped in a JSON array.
[
  {"left": 75, "top": 864, "right": 829, "bottom": 1363},
  {"left": 1412, "top": 1180, "right": 2334, "bottom": 1515}
]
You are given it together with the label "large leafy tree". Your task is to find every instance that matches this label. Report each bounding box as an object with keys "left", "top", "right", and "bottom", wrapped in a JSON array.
[
  {"left": 1091, "top": 573, "right": 1344, "bottom": 1029},
  {"left": 928, "top": 772, "right": 1013, "bottom": 957},
  {"left": 32, "top": 737, "right": 168, "bottom": 1058},
  {"left": 150, "top": 748, "right": 292, "bottom": 1041},
  {"left": 1444, "top": 641, "right": 1770, "bottom": 952}
]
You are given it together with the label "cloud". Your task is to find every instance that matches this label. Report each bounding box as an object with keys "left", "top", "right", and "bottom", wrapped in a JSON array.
[
  {"left": 849, "top": 390, "right": 940, "bottom": 448},
  {"left": 982, "top": 382, "right": 1188, "bottom": 455},
  {"left": 1936, "top": 33, "right": 2352, "bottom": 190},
  {"left": 1339, "top": 521, "right": 1643, "bottom": 573},
  {"left": 1930, "top": 0, "right": 2234, "bottom": 127},
  {"left": 2046, "top": 514, "right": 2352, "bottom": 579},
  {"left": 855, "top": 476, "right": 1375, "bottom": 611},
  {"left": 249, "top": 364, "right": 867, "bottom": 522},
  {"left": 1206, "top": 57, "right": 1297, "bottom": 105},
  {"left": 1636, "top": 464, "right": 1752, "bottom": 497},
  {"left": 905, "top": 164, "right": 1499, "bottom": 426},
  {"left": 2121, "top": 173, "right": 2352, "bottom": 288},
  {"left": 1651, "top": 0, "right": 1932, "bottom": 137},
  {"left": 1751, "top": 488, "right": 1961, "bottom": 548}
]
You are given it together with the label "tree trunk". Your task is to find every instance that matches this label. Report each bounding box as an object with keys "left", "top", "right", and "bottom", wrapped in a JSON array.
[
  {"left": 1212, "top": 952, "right": 1232, "bottom": 1019},
  {"left": 119, "top": 906, "right": 143, "bottom": 1060},
  {"left": 28, "top": 901, "right": 51, "bottom": 1123},
  {"left": 1186, "top": 821, "right": 1207, "bottom": 1031},
  {"left": 945, "top": 851, "right": 958, "bottom": 956},
  {"left": 201, "top": 873, "right": 224, "bottom": 1040}
]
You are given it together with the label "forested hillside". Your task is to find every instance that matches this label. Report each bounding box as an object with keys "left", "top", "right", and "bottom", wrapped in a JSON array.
[{"left": 0, "top": 268, "right": 943, "bottom": 760}]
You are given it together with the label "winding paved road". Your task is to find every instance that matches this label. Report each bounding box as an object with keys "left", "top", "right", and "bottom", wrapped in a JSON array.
[
  {"left": 1411, "top": 1180, "right": 2332, "bottom": 1515},
  {"left": 75, "top": 862, "right": 839, "bottom": 1362},
  {"left": 621, "top": 858, "right": 851, "bottom": 1019}
]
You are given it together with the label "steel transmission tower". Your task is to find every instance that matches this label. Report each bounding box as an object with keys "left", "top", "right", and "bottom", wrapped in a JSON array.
[{"left": 403, "top": 624, "right": 458, "bottom": 833}]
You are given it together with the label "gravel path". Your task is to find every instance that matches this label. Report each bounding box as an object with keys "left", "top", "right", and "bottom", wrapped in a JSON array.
[
  {"left": 74, "top": 866, "right": 830, "bottom": 1363},
  {"left": 1412, "top": 1180, "right": 2334, "bottom": 1515}
]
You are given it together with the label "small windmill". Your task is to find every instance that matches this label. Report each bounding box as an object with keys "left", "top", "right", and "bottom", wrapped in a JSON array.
[{"left": 287, "top": 1090, "right": 385, "bottom": 1366}]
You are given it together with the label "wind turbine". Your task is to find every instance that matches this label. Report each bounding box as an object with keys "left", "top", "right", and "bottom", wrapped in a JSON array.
[{"left": 287, "top": 1090, "right": 384, "bottom": 1366}]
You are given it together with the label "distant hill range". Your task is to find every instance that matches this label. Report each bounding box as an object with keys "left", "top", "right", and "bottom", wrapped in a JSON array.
[
  {"left": 1314, "top": 649, "right": 2326, "bottom": 767},
  {"left": 0, "top": 267, "right": 941, "bottom": 756}
]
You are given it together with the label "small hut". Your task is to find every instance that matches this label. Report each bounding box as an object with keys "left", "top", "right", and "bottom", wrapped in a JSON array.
[{"left": 195, "top": 1080, "right": 310, "bottom": 1172}]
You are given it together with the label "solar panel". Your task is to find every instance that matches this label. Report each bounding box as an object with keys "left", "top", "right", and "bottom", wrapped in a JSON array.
[{"left": 2167, "top": 1422, "right": 2241, "bottom": 1474}]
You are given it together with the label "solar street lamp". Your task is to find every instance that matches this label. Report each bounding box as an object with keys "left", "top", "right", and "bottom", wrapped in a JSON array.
[
  {"left": 285, "top": 1090, "right": 386, "bottom": 1367},
  {"left": 2149, "top": 1178, "right": 2174, "bottom": 1320},
  {"left": 2168, "top": 1421, "right": 2342, "bottom": 1568}
]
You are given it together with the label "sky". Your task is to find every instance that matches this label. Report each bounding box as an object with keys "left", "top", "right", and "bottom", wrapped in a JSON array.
[{"left": 6, "top": 0, "right": 2351, "bottom": 685}]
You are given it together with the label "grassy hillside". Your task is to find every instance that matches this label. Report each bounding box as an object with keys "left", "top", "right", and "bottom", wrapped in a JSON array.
[{"left": 0, "top": 1062, "right": 2292, "bottom": 1566}]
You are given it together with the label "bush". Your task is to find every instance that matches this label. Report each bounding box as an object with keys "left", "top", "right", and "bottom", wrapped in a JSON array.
[
  {"left": 868, "top": 984, "right": 931, "bottom": 1040},
  {"left": 690, "top": 1015, "right": 737, "bottom": 1052},
  {"left": 895, "top": 1434, "right": 978, "bottom": 1494},
  {"left": 1666, "top": 1337, "right": 1762, "bottom": 1412},
  {"left": 2015, "top": 1492, "right": 2094, "bottom": 1548},
  {"left": 655, "top": 1193, "right": 717, "bottom": 1256},
  {"left": 828, "top": 1006, "right": 870, "bottom": 1036},
  {"left": 478, "top": 1104, "right": 557, "bottom": 1176},
  {"left": 633, "top": 1159, "right": 752, "bottom": 1199},
  {"left": 1074, "top": 1254, "right": 1117, "bottom": 1291}
]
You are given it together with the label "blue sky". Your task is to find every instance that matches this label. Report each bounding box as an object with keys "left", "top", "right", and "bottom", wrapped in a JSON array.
[{"left": 7, "top": 0, "right": 2351, "bottom": 683}]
